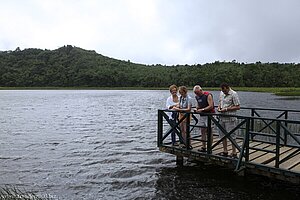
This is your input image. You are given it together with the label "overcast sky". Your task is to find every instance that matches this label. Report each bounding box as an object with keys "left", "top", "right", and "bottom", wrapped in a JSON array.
[{"left": 1, "top": 0, "right": 300, "bottom": 65}]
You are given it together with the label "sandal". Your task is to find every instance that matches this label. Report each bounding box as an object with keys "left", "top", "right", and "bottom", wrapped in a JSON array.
[{"left": 217, "top": 152, "right": 228, "bottom": 157}]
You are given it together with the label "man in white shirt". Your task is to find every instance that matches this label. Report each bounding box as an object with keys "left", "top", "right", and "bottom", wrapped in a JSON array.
[{"left": 217, "top": 83, "right": 240, "bottom": 158}]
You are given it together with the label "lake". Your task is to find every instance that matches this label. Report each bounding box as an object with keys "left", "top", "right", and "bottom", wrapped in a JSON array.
[{"left": 0, "top": 90, "right": 299, "bottom": 199}]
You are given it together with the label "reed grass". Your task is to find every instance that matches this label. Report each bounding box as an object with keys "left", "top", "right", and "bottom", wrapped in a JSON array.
[{"left": 0, "top": 185, "right": 44, "bottom": 200}]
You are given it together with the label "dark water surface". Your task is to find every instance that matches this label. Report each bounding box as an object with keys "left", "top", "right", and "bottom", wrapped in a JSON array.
[{"left": 0, "top": 90, "right": 299, "bottom": 199}]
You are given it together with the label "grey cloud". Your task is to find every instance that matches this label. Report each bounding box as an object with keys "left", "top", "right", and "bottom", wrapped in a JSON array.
[
  {"left": 155, "top": 0, "right": 300, "bottom": 64},
  {"left": 0, "top": 0, "right": 300, "bottom": 65}
]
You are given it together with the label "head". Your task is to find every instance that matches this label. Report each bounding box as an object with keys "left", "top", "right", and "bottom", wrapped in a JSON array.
[
  {"left": 178, "top": 86, "right": 188, "bottom": 97},
  {"left": 220, "top": 83, "right": 230, "bottom": 95},
  {"left": 169, "top": 84, "right": 178, "bottom": 96},
  {"left": 193, "top": 85, "right": 203, "bottom": 96}
]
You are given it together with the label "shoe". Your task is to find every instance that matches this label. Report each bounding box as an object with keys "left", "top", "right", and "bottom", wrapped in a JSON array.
[
  {"left": 198, "top": 147, "right": 206, "bottom": 152},
  {"left": 180, "top": 145, "right": 193, "bottom": 149},
  {"left": 217, "top": 152, "right": 228, "bottom": 157},
  {"left": 230, "top": 153, "right": 238, "bottom": 159}
]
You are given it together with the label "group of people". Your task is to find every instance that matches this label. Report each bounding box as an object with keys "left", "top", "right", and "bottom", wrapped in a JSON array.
[{"left": 166, "top": 83, "right": 240, "bottom": 158}]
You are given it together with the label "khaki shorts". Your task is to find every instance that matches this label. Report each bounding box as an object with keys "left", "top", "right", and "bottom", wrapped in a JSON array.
[
  {"left": 198, "top": 115, "right": 208, "bottom": 127},
  {"left": 218, "top": 117, "right": 237, "bottom": 139}
]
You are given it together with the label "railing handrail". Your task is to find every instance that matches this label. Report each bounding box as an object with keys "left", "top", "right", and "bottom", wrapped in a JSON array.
[
  {"left": 239, "top": 106, "right": 300, "bottom": 113},
  {"left": 159, "top": 109, "right": 300, "bottom": 124},
  {"left": 158, "top": 108, "right": 300, "bottom": 173},
  {"left": 213, "top": 105, "right": 300, "bottom": 113}
]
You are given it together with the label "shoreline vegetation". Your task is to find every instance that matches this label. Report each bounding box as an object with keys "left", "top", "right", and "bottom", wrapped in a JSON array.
[
  {"left": 1, "top": 87, "right": 300, "bottom": 96},
  {"left": 1, "top": 46, "right": 299, "bottom": 94}
]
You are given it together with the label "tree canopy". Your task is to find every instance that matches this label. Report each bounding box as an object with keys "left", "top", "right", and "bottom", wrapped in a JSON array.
[{"left": 0, "top": 45, "right": 299, "bottom": 87}]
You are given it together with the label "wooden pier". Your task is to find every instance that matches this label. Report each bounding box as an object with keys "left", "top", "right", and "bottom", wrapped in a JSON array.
[{"left": 157, "top": 108, "right": 300, "bottom": 184}]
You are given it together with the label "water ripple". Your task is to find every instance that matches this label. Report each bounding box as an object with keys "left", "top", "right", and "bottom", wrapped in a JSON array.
[{"left": 0, "top": 90, "right": 299, "bottom": 199}]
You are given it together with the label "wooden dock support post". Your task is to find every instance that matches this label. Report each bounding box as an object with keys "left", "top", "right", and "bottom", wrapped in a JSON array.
[{"left": 176, "top": 155, "right": 184, "bottom": 166}]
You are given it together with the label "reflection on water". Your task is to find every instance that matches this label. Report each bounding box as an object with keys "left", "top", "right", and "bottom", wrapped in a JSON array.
[{"left": 0, "top": 90, "right": 299, "bottom": 199}]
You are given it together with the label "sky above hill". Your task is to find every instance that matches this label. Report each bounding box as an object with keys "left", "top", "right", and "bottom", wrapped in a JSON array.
[{"left": 1, "top": 0, "right": 300, "bottom": 65}]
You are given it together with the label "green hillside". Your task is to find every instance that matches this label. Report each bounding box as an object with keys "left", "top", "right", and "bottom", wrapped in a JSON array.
[{"left": 0, "top": 45, "right": 299, "bottom": 88}]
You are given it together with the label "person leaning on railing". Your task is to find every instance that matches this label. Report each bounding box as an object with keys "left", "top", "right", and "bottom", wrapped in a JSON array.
[
  {"left": 217, "top": 83, "right": 241, "bottom": 158},
  {"left": 193, "top": 85, "right": 215, "bottom": 152},
  {"left": 166, "top": 84, "right": 179, "bottom": 146},
  {"left": 173, "top": 86, "right": 192, "bottom": 147}
]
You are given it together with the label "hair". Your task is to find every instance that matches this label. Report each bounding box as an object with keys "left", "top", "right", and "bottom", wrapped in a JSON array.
[
  {"left": 220, "top": 82, "right": 230, "bottom": 89},
  {"left": 178, "top": 86, "right": 188, "bottom": 94},
  {"left": 169, "top": 84, "right": 178, "bottom": 92},
  {"left": 193, "top": 85, "right": 202, "bottom": 92}
]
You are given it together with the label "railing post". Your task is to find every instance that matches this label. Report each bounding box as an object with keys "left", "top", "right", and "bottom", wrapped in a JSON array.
[
  {"left": 207, "top": 115, "right": 212, "bottom": 154},
  {"left": 186, "top": 113, "right": 191, "bottom": 150},
  {"left": 245, "top": 118, "right": 250, "bottom": 162},
  {"left": 275, "top": 120, "right": 281, "bottom": 168},
  {"left": 235, "top": 118, "right": 250, "bottom": 172},
  {"left": 250, "top": 108, "right": 255, "bottom": 140},
  {"left": 176, "top": 155, "right": 184, "bottom": 166},
  {"left": 157, "top": 110, "right": 163, "bottom": 147},
  {"left": 284, "top": 111, "right": 288, "bottom": 145}
]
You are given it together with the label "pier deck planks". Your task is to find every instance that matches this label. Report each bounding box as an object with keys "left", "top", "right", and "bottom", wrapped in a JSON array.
[{"left": 163, "top": 136, "right": 300, "bottom": 177}]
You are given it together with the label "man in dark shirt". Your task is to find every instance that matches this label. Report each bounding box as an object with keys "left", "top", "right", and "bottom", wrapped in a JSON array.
[{"left": 194, "top": 85, "right": 215, "bottom": 152}]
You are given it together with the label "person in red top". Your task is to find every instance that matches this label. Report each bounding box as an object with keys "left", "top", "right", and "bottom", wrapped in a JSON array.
[{"left": 193, "top": 85, "right": 215, "bottom": 152}]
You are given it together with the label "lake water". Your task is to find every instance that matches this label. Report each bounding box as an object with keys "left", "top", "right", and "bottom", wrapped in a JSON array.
[{"left": 0, "top": 90, "right": 299, "bottom": 199}]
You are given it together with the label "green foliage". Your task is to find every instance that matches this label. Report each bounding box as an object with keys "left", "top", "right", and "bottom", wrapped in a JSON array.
[{"left": 0, "top": 45, "right": 299, "bottom": 87}]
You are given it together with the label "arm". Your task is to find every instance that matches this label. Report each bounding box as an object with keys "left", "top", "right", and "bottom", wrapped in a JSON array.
[
  {"left": 222, "top": 105, "right": 240, "bottom": 112},
  {"left": 174, "top": 105, "right": 191, "bottom": 112},
  {"left": 166, "top": 97, "right": 171, "bottom": 109},
  {"left": 225, "top": 92, "right": 240, "bottom": 111},
  {"left": 176, "top": 106, "right": 191, "bottom": 112},
  {"left": 179, "top": 103, "right": 191, "bottom": 112},
  {"left": 217, "top": 92, "right": 222, "bottom": 112}
]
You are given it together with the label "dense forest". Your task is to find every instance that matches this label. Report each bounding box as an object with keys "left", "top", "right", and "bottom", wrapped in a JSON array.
[{"left": 0, "top": 45, "right": 299, "bottom": 87}]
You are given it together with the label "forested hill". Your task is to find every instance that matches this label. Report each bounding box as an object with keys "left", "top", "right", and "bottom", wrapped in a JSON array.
[{"left": 0, "top": 45, "right": 299, "bottom": 87}]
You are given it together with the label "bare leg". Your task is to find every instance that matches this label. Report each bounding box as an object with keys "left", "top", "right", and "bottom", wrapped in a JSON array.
[
  {"left": 180, "top": 123, "right": 186, "bottom": 144},
  {"left": 201, "top": 128, "right": 207, "bottom": 148},
  {"left": 222, "top": 139, "right": 228, "bottom": 153},
  {"left": 231, "top": 142, "right": 237, "bottom": 155}
]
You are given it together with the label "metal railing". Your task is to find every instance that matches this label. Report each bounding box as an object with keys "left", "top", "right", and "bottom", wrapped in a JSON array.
[{"left": 157, "top": 107, "right": 300, "bottom": 172}]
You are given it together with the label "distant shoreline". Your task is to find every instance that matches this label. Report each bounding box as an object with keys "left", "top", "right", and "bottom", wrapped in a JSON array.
[{"left": 1, "top": 87, "right": 300, "bottom": 96}]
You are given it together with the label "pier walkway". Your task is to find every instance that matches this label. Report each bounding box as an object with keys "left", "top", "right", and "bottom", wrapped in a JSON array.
[{"left": 157, "top": 107, "right": 300, "bottom": 183}]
